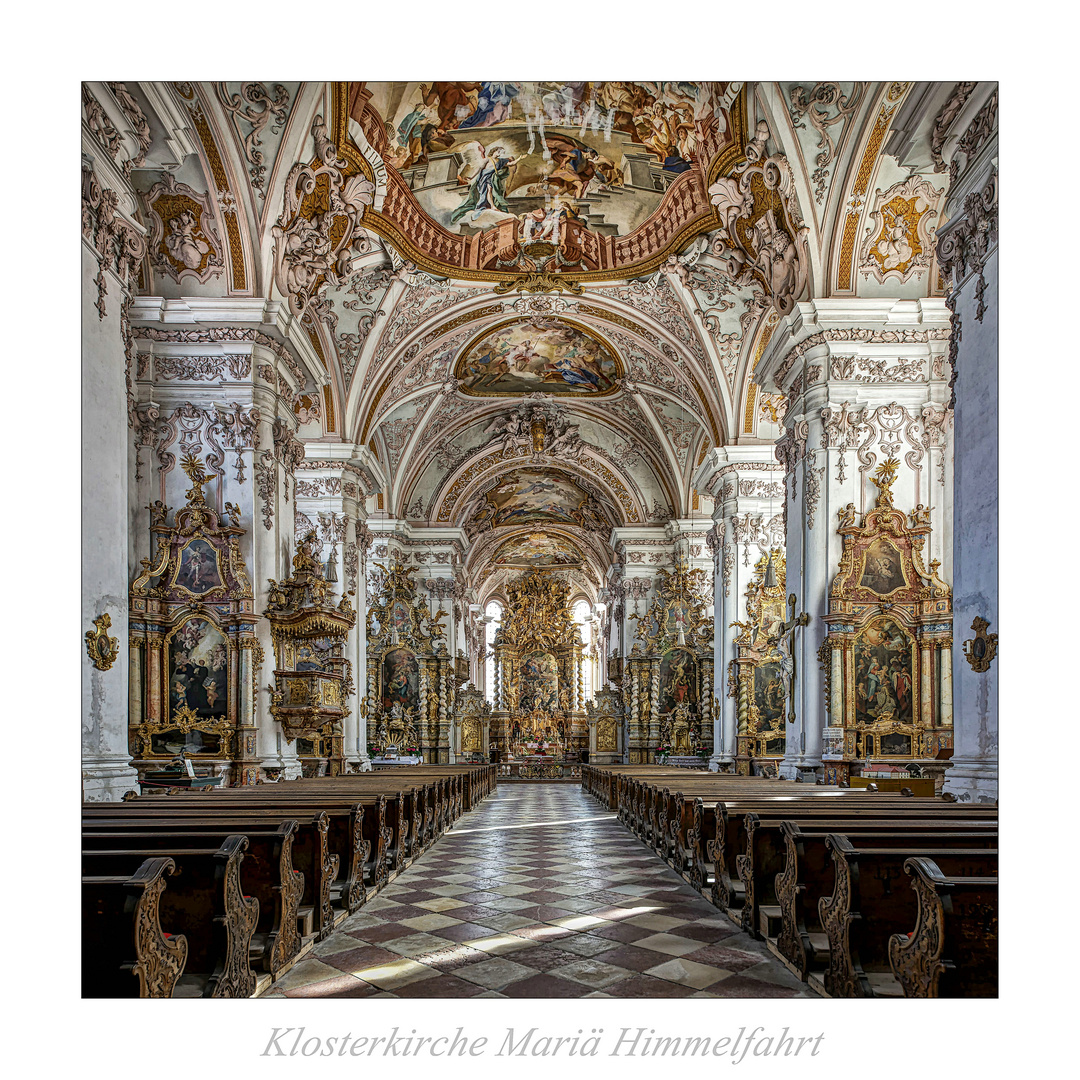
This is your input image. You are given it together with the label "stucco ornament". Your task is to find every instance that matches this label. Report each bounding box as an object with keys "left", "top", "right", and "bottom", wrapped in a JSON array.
[
  {"left": 273, "top": 116, "right": 376, "bottom": 326},
  {"left": 146, "top": 173, "right": 224, "bottom": 284},
  {"left": 860, "top": 176, "right": 941, "bottom": 284},
  {"left": 707, "top": 120, "right": 809, "bottom": 316}
]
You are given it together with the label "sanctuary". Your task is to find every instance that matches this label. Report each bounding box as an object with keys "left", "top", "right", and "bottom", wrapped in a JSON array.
[{"left": 81, "top": 79, "right": 998, "bottom": 999}]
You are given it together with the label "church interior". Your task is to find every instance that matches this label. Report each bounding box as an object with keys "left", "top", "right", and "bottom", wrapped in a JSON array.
[{"left": 80, "top": 78, "right": 999, "bottom": 1003}]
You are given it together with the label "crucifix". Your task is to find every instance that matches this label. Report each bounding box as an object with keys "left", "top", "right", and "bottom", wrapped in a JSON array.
[{"left": 768, "top": 593, "right": 811, "bottom": 726}]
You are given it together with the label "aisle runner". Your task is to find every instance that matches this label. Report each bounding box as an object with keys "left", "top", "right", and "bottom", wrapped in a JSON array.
[{"left": 265, "top": 785, "right": 812, "bottom": 998}]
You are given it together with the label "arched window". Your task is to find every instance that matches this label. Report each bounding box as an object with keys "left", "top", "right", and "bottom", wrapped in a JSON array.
[
  {"left": 573, "top": 599, "right": 594, "bottom": 703},
  {"left": 484, "top": 600, "right": 502, "bottom": 704}
]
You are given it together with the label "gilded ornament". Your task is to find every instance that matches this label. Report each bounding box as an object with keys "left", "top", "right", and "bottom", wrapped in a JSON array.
[
  {"left": 962, "top": 617, "right": 998, "bottom": 673},
  {"left": 86, "top": 613, "right": 120, "bottom": 671}
]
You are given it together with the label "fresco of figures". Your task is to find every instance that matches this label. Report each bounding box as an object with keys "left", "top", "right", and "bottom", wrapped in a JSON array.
[
  {"left": 519, "top": 650, "right": 559, "bottom": 712},
  {"left": 482, "top": 469, "right": 594, "bottom": 528},
  {"left": 492, "top": 532, "right": 583, "bottom": 568},
  {"left": 659, "top": 648, "right": 697, "bottom": 714},
  {"left": 168, "top": 617, "right": 228, "bottom": 721},
  {"left": 854, "top": 618, "right": 915, "bottom": 727},
  {"left": 381, "top": 648, "right": 420, "bottom": 713},
  {"left": 355, "top": 81, "right": 737, "bottom": 238},
  {"left": 457, "top": 317, "right": 620, "bottom": 396}
]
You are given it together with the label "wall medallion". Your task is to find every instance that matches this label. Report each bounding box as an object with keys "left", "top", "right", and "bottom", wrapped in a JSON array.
[
  {"left": 85, "top": 613, "right": 119, "bottom": 671},
  {"left": 962, "top": 616, "right": 998, "bottom": 673}
]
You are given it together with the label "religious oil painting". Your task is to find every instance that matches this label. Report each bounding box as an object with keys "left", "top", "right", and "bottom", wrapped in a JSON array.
[
  {"left": 457, "top": 317, "right": 620, "bottom": 396},
  {"left": 663, "top": 599, "right": 692, "bottom": 637},
  {"left": 520, "top": 650, "right": 559, "bottom": 712},
  {"left": 753, "top": 660, "right": 785, "bottom": 731},
  {"left": 381, "top": 648, "right": 419, "bottom": 713},
  {"left": 491, "top": 531, "right": 583, "bottom": 568},
  {"left": 173, "top": 537, "right": 223, "bottom": 595},
  {"left": 484, "top": 469, "right": 589, "bottom": 526},
  {"left": 858, "top": 537, "right": 908, "bottom": 596},
  {"left": 659, "top": 648, "right": 696, "bottom": 714},
  {"left": 168, "top": 616, "right": 228, "bottom": 722},
  {"left": 854, "top": 618, "right": 915, "bottom": 726}
]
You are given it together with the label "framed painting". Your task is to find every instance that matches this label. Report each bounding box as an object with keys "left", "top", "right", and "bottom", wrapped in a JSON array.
[
  {"left": 381, "top": 648, "right": 419, "bottom": 712},
  {"left": 854, "top": 617, "right": 916, "bottom": 726},
  {"left": 172, "top": 537, "right": 224, "bottom": 596},
  {"left": 752, "top": 659, "right": 785, "bottom": 731},
  {"left": 659, "top": 648, "right": 696, "bottom": 714},
  {"left": 167, "top": 616, "right": 229, "bottom": 722},
  {"left": 858, "top": 537, "right": 908, "bottom": 597},
  {"left": 519, "top": 650, "right": 559, "bottom": 712}
]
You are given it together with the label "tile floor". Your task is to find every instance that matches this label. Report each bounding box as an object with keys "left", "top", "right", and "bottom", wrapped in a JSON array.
[{"left": 262, "top": 784, "right": 813, "bottom": 998}]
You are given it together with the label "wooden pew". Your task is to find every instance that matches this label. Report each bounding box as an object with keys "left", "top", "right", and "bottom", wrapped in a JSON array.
[
  {"left": 83, "top": 821, "right": 305, "bottom": 978},
  {"left": 888, "top": 856, "right": 999, "bottom": 997},
  {"left": 771, "top": 820, "right": 998, "bottom": 981},
  {"left": 819, "top": 836, "right": 998, "bottom": 997},
  {"left": 82, "top": 856, "right": 188, "bottom": 998},
  {"left": 82, "top": 836, "right": 259, "bottom": 997},
  {"left": 85, "top": 807, "right": 338, "bottom": 943}
]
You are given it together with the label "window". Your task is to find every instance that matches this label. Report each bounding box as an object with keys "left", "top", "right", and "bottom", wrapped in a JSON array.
[
  {"left": 573, "top": 600, "right": 594, "bottom": 704},
  {"left": 484, "top": 600, "right": 502, "bottom": 704}
]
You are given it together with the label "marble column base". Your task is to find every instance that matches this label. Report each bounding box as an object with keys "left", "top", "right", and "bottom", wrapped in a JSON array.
[
  {"left": 82, "top": 756, "right": 141, "bottom": 802},
  {"left": 709, "top": 754, "right": 734, "bottom": 772},
  {"left": 777, "top": 760, "right": 822, "bottom": 782},
  {"left": 347, "top": 753, "right": 373, "bottom": 773},
  {"left": 942, "top": 756, "right": 998, "bottom": 802}
]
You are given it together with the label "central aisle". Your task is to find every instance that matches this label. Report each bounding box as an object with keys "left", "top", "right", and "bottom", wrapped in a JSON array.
[{"left": 265, "top": 783, "right": 813, "bottom": 998}]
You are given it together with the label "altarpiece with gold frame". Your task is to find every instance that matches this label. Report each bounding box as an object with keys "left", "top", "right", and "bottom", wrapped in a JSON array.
[
  {"left": 365, "top": 559, "right": 455, "bottom": 763},
  {"left": 128, "top": 454, "right": 261, "bottom": 785},
  {"left": 490, "top": 571, "right": 585, "bottom": 758},
  {"left": 820, "top": 458, "right": 953, "bottom": 787},
  {"left": 624, "top": 556, "right": 714, "bottom": 764},
  {"left": 263, "top": 530, "right": 356, "bottom": 776},
  {"left": 731, "top": 549, "right": 789, "bottom": 774}
]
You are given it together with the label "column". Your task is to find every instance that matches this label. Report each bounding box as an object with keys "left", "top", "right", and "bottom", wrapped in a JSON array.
[
  {"left": 936, "top": 83, "right": 998, "bottom": 801},
  {"left": 82, "top": 153, "right": 144, "bottom": 801},
  {"left": 756, "top": 297, "right": 953, "bottom": 780},
  {"left": 695, "top": 448, "right": 786, "bottom": 770}
]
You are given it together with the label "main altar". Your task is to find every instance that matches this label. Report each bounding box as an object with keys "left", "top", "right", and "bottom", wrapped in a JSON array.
[{"left": 488, "top": 571, "right": 587, "bottom": 761}]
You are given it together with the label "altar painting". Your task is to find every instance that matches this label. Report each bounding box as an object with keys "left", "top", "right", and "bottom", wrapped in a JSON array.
[
  {"left": 752, "top": 661, "right": 785, "bottom": 731},
  {"left": 381, "top": 648, "right": 419, "bottom": 712},
  {"left": 663, "top": 600, "right": 692, "bottom": 638},
  {"left": 485, "top": 469, "right": 588, "bottom": 527},
  {"left": 173, "top": 537, "right": 223, "bottom": 595},
  {"left": 858, "top": 537, "right": 908, "bottom": 596},
  {"left": 492, "top": 532, "right": 582, "bottom": 568},
  {"left": 854, "top": 618, "right": 915, "bottom": 726},
  {"left": 659, "top": 648, "right": 696, "bottom": 714},
  {"left": 519, "top": 650, "right": 559, "bottom": 712},
  {"left": 457, "top": 318, "right": 619, "bottom": 396},
  {"left": 167, "top": 617, "right": 228, "bottom": 721}
]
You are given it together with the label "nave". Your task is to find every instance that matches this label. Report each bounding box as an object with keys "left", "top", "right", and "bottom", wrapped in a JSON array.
[{"left": 263, "top": 784, "right": 811, "bottom": 999}]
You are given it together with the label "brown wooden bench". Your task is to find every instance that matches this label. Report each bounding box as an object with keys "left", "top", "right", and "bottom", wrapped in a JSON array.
[
  {"left": 83, "top": 821, "right": 305, "bottom": 978},
  {"left": 773, "top": 820, "right": 998, "bottom": 982},
  {"left": 888, "top": 856, "right": 999, "bottom": 997},
  {"left": 82, "top": 856, "right": 188, "bottom": 998},
  {"left": 83, "top": 835, "right": 258, "bottom": 997},
  {"left": 819, "top": 836, "right": 999, "bottom": 997}
]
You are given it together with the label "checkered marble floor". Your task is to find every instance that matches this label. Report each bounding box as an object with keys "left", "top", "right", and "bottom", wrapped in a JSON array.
[{"left": 262, "top": 784, "right": 813, "bottom": 998}]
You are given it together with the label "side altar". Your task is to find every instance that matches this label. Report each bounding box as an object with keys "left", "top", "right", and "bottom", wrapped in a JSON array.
[
  {"left": 819, "top": 457, "right": 953, "bottom": 788},
  {"left": 365, "top": 559, "right": 457, "bottom": 763},
  {"left": 624, "top": 548, "right": 714, "bottom": 764},
  {"left": 127, "top": 454, "right": 261, "bottom": 785}
]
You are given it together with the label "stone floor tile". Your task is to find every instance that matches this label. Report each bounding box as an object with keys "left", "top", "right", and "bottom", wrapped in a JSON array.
[
  {"left": 632, "top": 932, "right": 706, "bottom": 957},
  {"left": 644, "top": 957, "right": 731, "bottom": 990}
]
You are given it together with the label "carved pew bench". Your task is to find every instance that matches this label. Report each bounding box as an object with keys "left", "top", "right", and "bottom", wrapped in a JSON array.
[{"left": 82, "top": 855, "right": 188, "bottom": 998}]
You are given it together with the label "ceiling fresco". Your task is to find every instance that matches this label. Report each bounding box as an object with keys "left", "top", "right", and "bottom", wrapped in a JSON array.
[
  {"left": 490, "top": 532, "right": 585, "bottom": 569},
  {"left": 342, "top": 81, "right": 746, "bottom": 280},
  {"left": 455, "top": 316, "right": 622, "bottom": 396},
  {"left": 111, "top": 79, "right": 964, "bottom": 604}
]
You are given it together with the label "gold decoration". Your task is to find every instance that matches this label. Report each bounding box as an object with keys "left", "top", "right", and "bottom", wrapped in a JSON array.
[
  {"left": 962, "top": 617, "right": 998, "bottom": 673},
  {"left": 492, "top": 273, "right": 584, "bottom": 296},
  {"left": 86, "top": 613, "right": 119, "bottom": 671}
]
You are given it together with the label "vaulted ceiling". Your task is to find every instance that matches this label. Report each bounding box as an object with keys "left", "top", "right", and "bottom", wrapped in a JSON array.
[{"left": 114, "top": 79, "right": 963, "bottom": 596}]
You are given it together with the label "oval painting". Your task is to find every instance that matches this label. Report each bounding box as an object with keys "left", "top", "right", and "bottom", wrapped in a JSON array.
[{"left": 456, "top": 317, "right": 621, "bottom": 396}]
